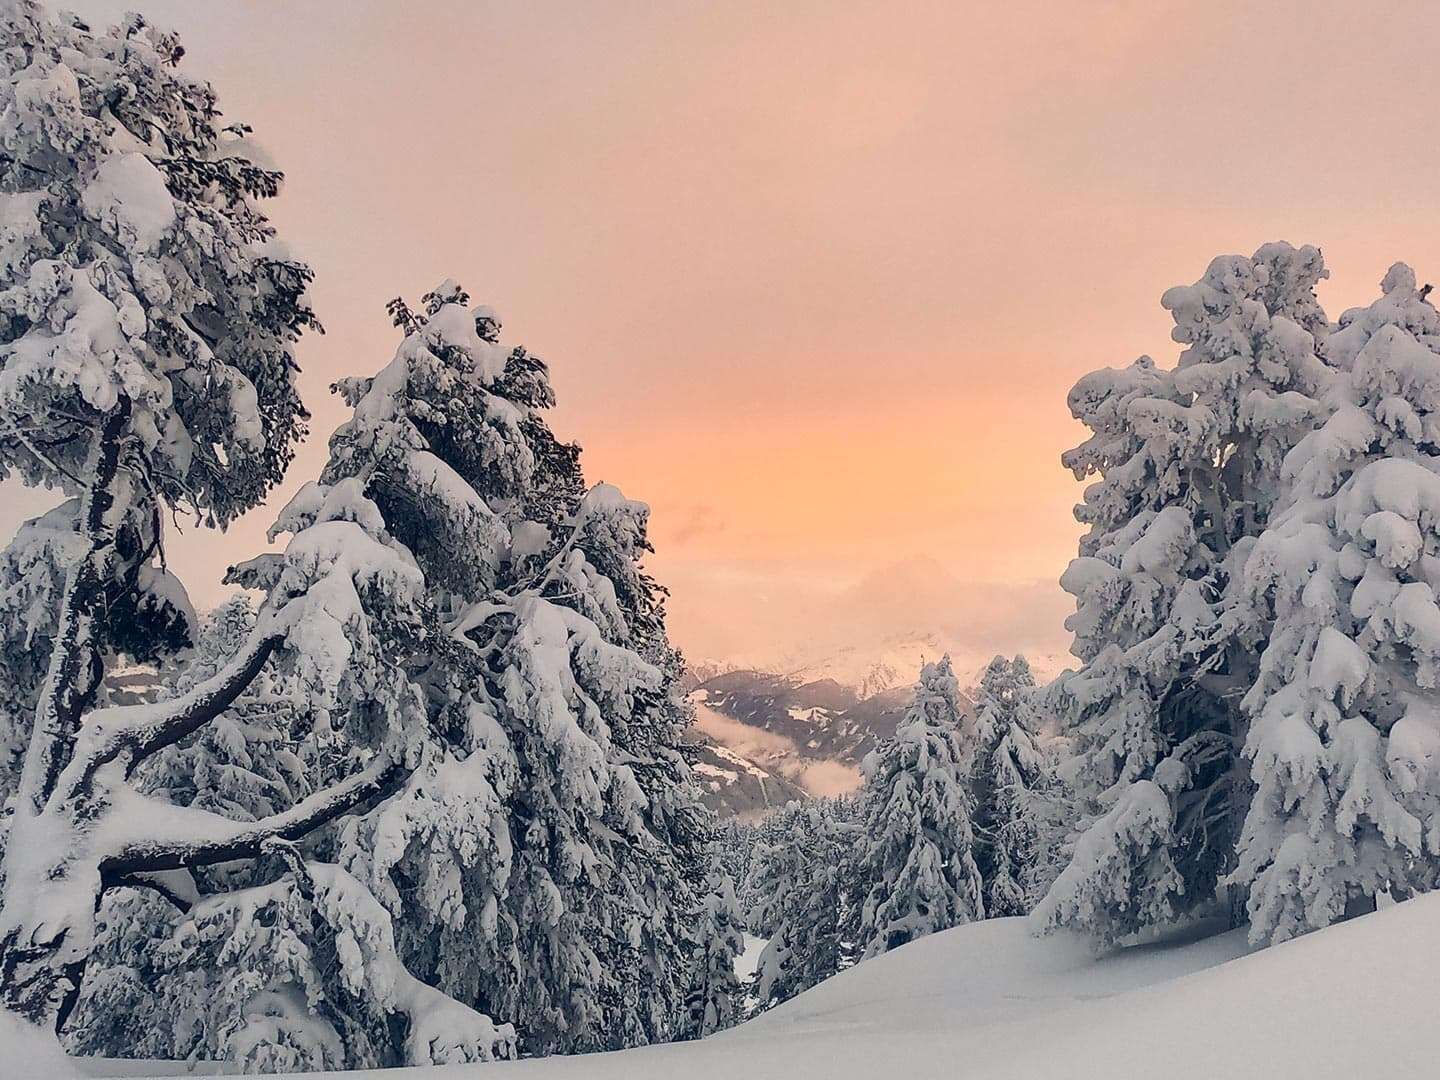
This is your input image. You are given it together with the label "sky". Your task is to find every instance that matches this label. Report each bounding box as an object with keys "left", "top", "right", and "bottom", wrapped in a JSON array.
[{"left": 11, "top": 0, "right": 1440, "bottom": 677}]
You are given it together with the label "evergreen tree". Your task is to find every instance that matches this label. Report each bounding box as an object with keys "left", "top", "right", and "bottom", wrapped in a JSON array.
[
  {"left": 0, "top": 418, "right": 517, "bottom": 1058},
  {"left": 0, "top": 0, "right": 317, "bottom": 804},
  {"left": 72, "top": 854, "right": 513, "bottom": 1070},
  {"left": 681, "top": 872, "right": 745, "bottom": 1039},
  {"left": 1019, "top": 748, "right": 1076, "bottom": 909},
  {"left": 0, "top": 12, "right": 513, "bottom": 1062},
  {"left": 712, "top": 816, "right": 760, "bottom": 919},
  {"left": 749, "top": 800, "right": 857, "bottom": 1010},
  {"left": 1231, "top": 263, "right": 1440, "bottom": 942},
  {"left": 0, "top": 0, "right": 334, "bottom": 1032},
  {"left": 854, "top": 656, "right": 983, "bottom": 958},
  {"left": 69, "top": 596, "right": 358, "bottom": 1065},
  {"left": 1038, "top": 243, "right": 1333, "bottom": 943},
  {"left": 285, "top": 283, "right": 707, "bottom": 1055},
  {"left": 970, "top": 655, "right": 1047, "bottom": 917},
  {"left": 71, "top": 559, "right": 518, "bottom": 1070}
]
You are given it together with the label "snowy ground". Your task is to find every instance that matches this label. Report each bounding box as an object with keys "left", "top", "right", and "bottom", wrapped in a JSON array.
[
  {"left": 44, "top": 893, "right": 1440, "bottom": 1079},
  {"left": 736, "top": 933, "right": 767, "bottom": 986}
]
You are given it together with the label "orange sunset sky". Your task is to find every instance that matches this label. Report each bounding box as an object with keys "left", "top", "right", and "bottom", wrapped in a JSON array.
[{"left": 6, "top": 0, "right": 1440, "bottom": 675}]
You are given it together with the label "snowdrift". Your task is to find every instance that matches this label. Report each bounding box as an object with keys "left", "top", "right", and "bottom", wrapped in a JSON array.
[{"left": 64, "top": 892, "right": 1437, "bottom": 1079}]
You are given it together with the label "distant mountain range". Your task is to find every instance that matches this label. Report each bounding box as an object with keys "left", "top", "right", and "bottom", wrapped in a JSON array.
[
  {"left": 671, "top": 556, "right": 1073, "bottom": 699},
  {"left": 669, "top": 556, "right": 1078, "bottom": 817},
  {"left": 681, "top": 666, "right": 975, "bottom": 819},
  {"left": 688, "top": 639, "right": 1066, "bottom": 713}
]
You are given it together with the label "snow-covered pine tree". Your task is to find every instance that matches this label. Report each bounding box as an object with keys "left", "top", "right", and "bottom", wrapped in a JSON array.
[
  {"left": 749, "top": 799, "right": 858, "bottom": 1011},
  {"left": 565, "top": 491, "right": 711, "bottom": 1051},
  {"left": 680, "top": 871, "right": 746, "bottom": 1039},
  {"left": 74, "top": 846, "right": 514, "bottom": 1071},
  {"left": 68, "top": 595, "right": 298, "bottom": 1059},
  {"left": 854, "top": 656, "right": 983, "bottom": 958},
  {"left": 69, "top": 563, "right": 517, "bottom": 1072},
  {"left": 296, "top": 283, "right": 707, "bottom": 1055},
  {"left": 712, "top": 815, "right": 760, "bottom": 917},
  {"left": 1230, "top": 263, "right": 1440, "bottom": 943},
  {"left": 0, "top": 0, "right": 319, "bottom": 783},
  {"left": 0, "top": 440, "right": 525, "bottom": 1064},
  {"left": 130, "top": 596, "right": 324, "bottom": 845},
  {"left": 0, "top": 0, "right": 329, "bottom": 1032},
  {"left": 69, "top": 595, "right": 341, "bottom": 1064},
  {"left": 970, "top": 654, "right": 1047, "bottom": 917},
  {"left": 1018, "top": 742, "right": 1074, "bottom": 910},
  {"left": 0, "top": 12, "right": 514, "bottom": 1060},
  {"left": 1037, "top": 244, "right": 1334, "bottom": 944}
]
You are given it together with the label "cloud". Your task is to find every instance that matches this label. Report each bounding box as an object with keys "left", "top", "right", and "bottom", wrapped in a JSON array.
[
  {"left": 660, "top": 503, "right": 726, "bottom": 547},
  {"left": 660, "top": 552, "right": 1074, "bottom": 678}
]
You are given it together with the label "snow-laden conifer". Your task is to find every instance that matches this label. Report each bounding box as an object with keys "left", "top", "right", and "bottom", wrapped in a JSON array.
[
  {"left": 1231, "top": 263, "right": 1440, "bottom": 942},
  {"left": 1039, "top": 244, "right": 1333, "bottom": 942},
  {"left": 0, "top": 1, "right": 316, "bottom": 801},
  {"left": 971, "top": 655, "right": 1047, "bottom": 917},
  {"left": 73, "top": 851, "right": 513, "bottom": 1070},
  {"left": 749, "top": 800, "right": 858, "bottom": 1009},
  {"left": 0, "top": 0, "right": 346, "bottom": 1034},
  {"left": 681, "top": 872, "right": 746, "bottom": 1039},
  {"left": 288, "top": 283, "right": 707, "bottom": 1055},
  {"left": 0, "top": 442, "right": 490, "bottom": 1047},
  {"left": 855, "top": 656, "right": 982, "bottom": 958}
]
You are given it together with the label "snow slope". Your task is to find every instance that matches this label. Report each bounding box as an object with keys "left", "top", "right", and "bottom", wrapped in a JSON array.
[{"left": 60, "top": 893, "right": 1438, "bottom": 1078}]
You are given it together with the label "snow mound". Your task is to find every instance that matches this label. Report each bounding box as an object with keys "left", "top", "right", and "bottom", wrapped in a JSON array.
[
  {"left": 51, "top": 892, "right": 1439, "bottom": 1078},
  {"left": 728, "top": 899, "right": 1429, "bottom": 1080},
  {"left": 0, "top": 1010, "right": 80, "bottom": 1078}
]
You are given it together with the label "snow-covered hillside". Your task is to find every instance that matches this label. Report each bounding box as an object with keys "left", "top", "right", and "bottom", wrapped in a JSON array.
[
  {"left": 707, "top": 899, "right": 1431, "bottom": 1080},
  {"left": 703, "top": 633, "right": 1068, "bottom": 700},
  {"left": 684, "top": 726, "right": 810, "bottom": 819},
  {"left": 49, "top": 893, "right": 1436, "bottom": 1079},
  {"left": 686, "top": 677, "right": 915, "bottom": 801}
]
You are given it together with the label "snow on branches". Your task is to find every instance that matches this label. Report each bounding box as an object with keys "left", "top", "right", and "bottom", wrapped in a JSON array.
[
  {"left": 1044, "top": 246, "right": 1440, "bottom": 948},
  {"left": 856, "top": 656, "right": 983, "bottom": 958},
  {"left": 1232, "top": 263, "right": 1440, "bottom": 942},
  {"left": 1042, "top": 243, "right": 1335, "bottom": 942}
]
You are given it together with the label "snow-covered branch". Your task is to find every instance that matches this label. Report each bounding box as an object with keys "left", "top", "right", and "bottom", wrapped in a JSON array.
[
  {"left": 56, "top": 627, "right": 280, "bottom": 800},
  {"left": 100, "top": 752, "right": 409, "bottom": 877}
]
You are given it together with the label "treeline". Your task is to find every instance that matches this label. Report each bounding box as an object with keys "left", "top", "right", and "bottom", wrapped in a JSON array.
[
  {"left": 731, "top": 238, "right": 1440, "bottom": 1017},
  {"left": 712, "top": 655, "right": 1058, "bottom": 1016}
]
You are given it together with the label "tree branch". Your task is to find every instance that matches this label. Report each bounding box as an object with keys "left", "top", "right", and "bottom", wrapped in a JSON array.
[
  {"left": 56, "top": 626, "right": 280, "bottom": 803},
  {"left": 103, "top": 869, "right": 199, "bottom": 913},
  {"left": 521, "top": 492, "right": 597, "bottom": 595},
  {"left": 1164, "top": 729, "right": 1234, "bottom": 776},
  {"left": 99, "top": 753, "right": 410, "bottom": 877}
]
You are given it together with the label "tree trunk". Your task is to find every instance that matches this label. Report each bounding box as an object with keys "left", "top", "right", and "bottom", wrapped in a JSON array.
[
  {"left": 2, "top": 404, "right": 129, "bottom": 1034},
  {"left": 0, "top": 916, "right": 91, "bottom": 1032},
  {"left": 14, "top": 401, "right": 131, "bottom": 814}
]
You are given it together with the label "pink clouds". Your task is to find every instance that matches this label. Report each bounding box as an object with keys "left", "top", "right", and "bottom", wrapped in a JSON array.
[{"left": 9, "top": 0, "right": 1440, "bottom": 669}]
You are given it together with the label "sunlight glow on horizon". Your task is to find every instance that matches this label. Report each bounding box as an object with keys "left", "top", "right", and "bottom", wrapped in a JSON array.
[{"left": 11, "top": 0, "right": 1440, "bottom": 670}]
